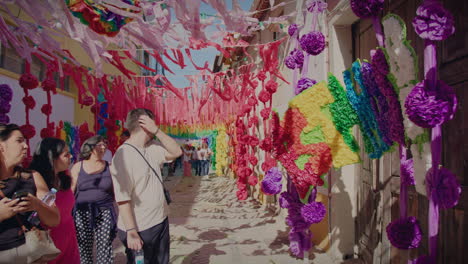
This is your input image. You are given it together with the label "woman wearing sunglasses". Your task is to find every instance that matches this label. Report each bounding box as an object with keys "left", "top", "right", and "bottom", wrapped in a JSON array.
[{"left": 70, "top": 135, "right": 116, "bottom": 264}]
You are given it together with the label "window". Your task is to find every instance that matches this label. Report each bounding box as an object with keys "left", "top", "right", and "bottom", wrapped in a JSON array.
[
  {"left": 53, "top": 72, "right": 71, "bottom": 92},
  {"left": 0, "top": 44, "right": 24, "bottom": 74}
]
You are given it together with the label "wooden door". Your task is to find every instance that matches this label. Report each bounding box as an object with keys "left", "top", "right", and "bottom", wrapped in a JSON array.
[{"left": 352, "top": 0, "right": 468, "bottom": 263}]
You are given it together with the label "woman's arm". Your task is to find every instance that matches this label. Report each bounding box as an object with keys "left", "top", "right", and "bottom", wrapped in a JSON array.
[
  {"left": 70, "top": 162, "right": 80, "bottom": 193},
  {"left": 16, "top": 171, "right": 60, "bottom": 227}
]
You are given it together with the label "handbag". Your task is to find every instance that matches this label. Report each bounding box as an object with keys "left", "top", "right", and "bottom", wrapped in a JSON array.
[
  {"left": 124, "top": 143, "right": 172, "bottom": 205},
  {"left": 0, "top": 190, "right": 61, "bottom": 263}
]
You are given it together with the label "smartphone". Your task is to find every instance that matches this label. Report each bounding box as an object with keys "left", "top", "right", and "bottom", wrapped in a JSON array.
[{"left": 12, "top": 191, "right": 29, "bottom": 200}]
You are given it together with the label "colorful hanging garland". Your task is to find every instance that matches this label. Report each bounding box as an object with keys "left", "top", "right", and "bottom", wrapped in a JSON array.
[
  {"left": 407, "top": 1, "right": 460, "bottom": 263},
  {"left": 66, "top": 0, "right": 141, "bottom": 37},
  {"left": 19, "top": 61, "right": 39, "bottom": 163}
]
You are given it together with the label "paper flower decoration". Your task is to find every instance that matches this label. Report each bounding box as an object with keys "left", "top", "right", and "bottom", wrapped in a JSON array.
[
  {"left": 386, "top": 216, "right": 422, "bottom": 249},
  {"left": 412, "top": 0, "right": 455, "bottom": 41},
  {"left": 284, "top": 49, "right": 305, "bottom": 70},
  {"left": 66, "top": 0, "right": 141, "bottom": 37},
  {"left": 350, "top": 0, "right": 384, "bottom": 19},
  {"left": 19, "top": 73, "right": 39, "bottom": 90},
  {"left": 296, "top": 78, "right": 316, "bottom": 95},
  {"left": 20, "top": 124, "right": 36, "bottom": 139},
  {"left": 22, "top": 96, "right": 36, "bottom": 109},
  {"left": 426, "top": 167, "right": 461, "bottom": 209},
  {"left": 288, "top": 24, "right": 299, "bottom": 37},
  {"left": 41, "top": 78, "right": 56, "bottom": 93},
  {"left": 0, "top": 84, "right": 13, "bottom": 101},
  {"left": 405, "top": 80, "right": 457, "bottom": 128},
  {"left": 301, "top": 201, "right": 326, "bottom": 224},
  {"left": 299, "top": 31, "right": 325, "bottom": 56}
]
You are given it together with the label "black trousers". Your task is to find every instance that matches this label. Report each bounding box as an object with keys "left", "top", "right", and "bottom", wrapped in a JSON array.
[{"left": 117, "top": 217, "right": 169, "bottom": 264}]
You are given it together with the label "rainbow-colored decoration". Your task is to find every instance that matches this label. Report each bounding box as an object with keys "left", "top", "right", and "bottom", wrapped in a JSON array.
[
  {"left": 66, "top": 0, "right": 140, "bottom": 37},
  {"left": 215, "top": 127, "right": 229, "bottom": 176},
  {"left": 343, "top": 61, "right": 390, "bottom": 159},
  {"left": 288, "top": 81, "right": 360, "bottom": 168}
]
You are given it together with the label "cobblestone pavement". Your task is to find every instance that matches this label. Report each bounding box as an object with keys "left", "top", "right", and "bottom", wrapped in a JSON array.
[{"left": 113, "top": 169, "right": 354, "bottom": 263}]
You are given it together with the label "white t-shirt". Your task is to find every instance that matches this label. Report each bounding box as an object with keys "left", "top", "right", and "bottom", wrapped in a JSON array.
[
  {"left": 110, "top": 141, "right": 169, "bottom": 232},
  {"left": 183, "top": 150, "right": 192, "bottom": 162},
  {"left": 197, "top": 149, "right": 207, "bottom": 160}
]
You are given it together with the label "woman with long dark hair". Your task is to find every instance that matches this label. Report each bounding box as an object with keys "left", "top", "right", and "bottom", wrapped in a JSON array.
[
  {"left": 70, "top": 135, "right": 116, "bottom": 264},
  {"left": 0, "top": 123, "right": 60, "bottom": 263},
  {"left": 29, "top": 137, "right": 80, "bottom": 264}
]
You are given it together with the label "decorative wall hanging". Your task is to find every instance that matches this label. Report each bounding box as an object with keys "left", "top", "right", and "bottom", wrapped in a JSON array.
[
  {"left": 407, "top": 1, "right": 461, "bottom": 262},
  {"left": 0, "top": 84, "right": 13, "bottom": 123}
]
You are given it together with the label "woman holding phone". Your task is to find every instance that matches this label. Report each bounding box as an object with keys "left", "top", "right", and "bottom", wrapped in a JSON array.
[{"left": 0, "top": 123, "right": 60, "bottom": 263}]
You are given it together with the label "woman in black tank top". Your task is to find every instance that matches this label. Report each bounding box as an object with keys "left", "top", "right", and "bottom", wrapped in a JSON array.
[{"left": 0, "top": 123, "right": 60, "bottom": 263}]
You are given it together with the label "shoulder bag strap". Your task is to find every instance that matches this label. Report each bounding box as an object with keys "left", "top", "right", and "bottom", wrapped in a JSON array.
[
  {"left": 0, "top": 188, "right": 28, "bottom": 232},
  {"left": 123, "top": 143, "right": 165, "bottom": 186}
]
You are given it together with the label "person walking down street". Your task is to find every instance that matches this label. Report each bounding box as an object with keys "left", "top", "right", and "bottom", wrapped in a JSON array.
[
  {"left": 192, "top": 146, "right": 201, "bottom": 176},
  {"left": 29, "top": 138, "right": 80, "bottom": 264},
  {"left": 182, "top": 145, "right": 192, "bottom": 177},
  {"left": 0, "top": 123, "right": 60, "bottom": 263},
  {"left": 198, "top": 142, "right": 212, "bottom": 176},
  {"left": 111, "top": 108, "right": 182, "bottom": 264},
  {"left": 70, "top": 135, "right": 116, "bottom": 264}
]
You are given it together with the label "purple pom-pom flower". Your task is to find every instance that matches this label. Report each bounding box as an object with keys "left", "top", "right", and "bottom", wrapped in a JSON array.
[
  {"left": 0, "top": 101, "right": 11, "bottom": 114},
  {"left": 350, "top": 0, "right": 384, "bottom": 19},
  {"left": 301, "top": 201, "right": 326, "bottom": 224},
  {"left": 386, "top": 216, "right": 422, "bottom": 249},
  {"left": 284, "top": 49, "right": 304, "bottom": 70},
  {"left": 296, "top": 78, "right": 317, "bottom": 95},
  {"left": 288, "top": 24, "right": 299, "bottom": 37},
  {"left": 412, "top": 0, "right": 455, "bottom": 41},
  {"left": 284, "top": 55, "right": 296, "bottom": 69},
  {"left": 279, "top": 192, "right": 293, "bottom": 209},
  {"left": 299, "top": 31, "right": 325, "bottom": 56},
  {"left": 266, "top": 167, "right": 282, "bottom": 182},
  {"left": 405, "top": 80, "right": 457, "bottom": 128},
  {"left": 0, "top": 84, "right": 13, "bottom": 101},
  {"left": 261, "top": 179, "right": 282, "bottom": 195},
  {"left": 426, "top": 167, "right": 461, "bottom": 209}
]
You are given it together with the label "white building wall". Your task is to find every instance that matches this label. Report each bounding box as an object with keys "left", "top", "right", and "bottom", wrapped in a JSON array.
[{"left": 1, "top": 75, "right": 75, "bottom": 152}]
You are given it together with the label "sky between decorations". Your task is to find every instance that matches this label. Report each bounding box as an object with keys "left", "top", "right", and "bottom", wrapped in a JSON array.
[{"left": 165, "top": 0, "right": 254, "bottom": 89}]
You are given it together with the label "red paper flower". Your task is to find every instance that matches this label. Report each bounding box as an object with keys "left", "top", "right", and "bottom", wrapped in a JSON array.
[
  {"left": 22, "top": 96, "right": 36, "bottom": 109},
  {"left": 41, "top": 104, "right": 52, "bottom": 115},
  {"left": 265, "top": 80, "right": 278, "bottom": 93},
  {"left": 260, "top": 108, "right": 271, "bottom": 120},
  {"left": 257, "top": 71, "right": 267, "bottom": 81},
  {"left": 41, "top": 78, "right": 56, "bottom": 93},
  {"left": 258, "top": 90, "right": 271, "bottom": 104},
  {"left": 40, "top": 127, "right": 55, "bottom": 138},
  {"left": 20, "top": 124, "right": 36, "bottom": 139},
  {"left": 19, "top": 73, "right": 39, "bottom": 90}
]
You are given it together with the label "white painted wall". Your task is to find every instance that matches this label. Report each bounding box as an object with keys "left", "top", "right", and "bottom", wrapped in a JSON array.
[{"left": 0, "top": 75, "right": 74, "bottom": 151}]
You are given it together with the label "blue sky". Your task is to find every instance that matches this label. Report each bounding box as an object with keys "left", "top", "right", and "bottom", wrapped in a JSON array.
[{"left": 164, "top": 0, "right": 254, "bottom": 89}]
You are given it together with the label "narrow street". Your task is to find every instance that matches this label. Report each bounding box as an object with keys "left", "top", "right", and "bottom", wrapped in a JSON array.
[{"left": 114, "top": 169, "right": 344, "bottom": 263}]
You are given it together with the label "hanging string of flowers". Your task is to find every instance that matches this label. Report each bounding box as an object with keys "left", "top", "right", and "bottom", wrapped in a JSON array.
[
  {"left": 406, "top": 1, "right": 460, "bottom": 262},
  {"left": 19, "top": 61, "right": 39, "bottom": 164}
]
